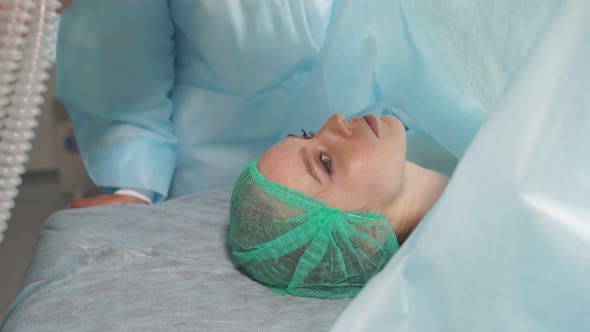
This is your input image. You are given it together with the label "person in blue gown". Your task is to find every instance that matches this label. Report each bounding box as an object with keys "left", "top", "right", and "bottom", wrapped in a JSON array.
[{"left": 57, "top": 0, "right": 338, "bottom": 207}]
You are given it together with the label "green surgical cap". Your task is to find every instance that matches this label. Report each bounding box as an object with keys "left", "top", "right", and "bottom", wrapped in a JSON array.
[{"left": 230, "top": 160, "right": 399, "bottom": 299}]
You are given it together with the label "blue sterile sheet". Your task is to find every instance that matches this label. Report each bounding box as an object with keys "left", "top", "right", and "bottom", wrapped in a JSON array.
[{"left": 328, "top": 1, "right": 590, "bottom": 331}]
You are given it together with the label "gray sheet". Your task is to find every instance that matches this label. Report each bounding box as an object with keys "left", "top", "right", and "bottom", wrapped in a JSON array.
[{"left": 1, "top": 188, "right": 349, "bottom": 331}]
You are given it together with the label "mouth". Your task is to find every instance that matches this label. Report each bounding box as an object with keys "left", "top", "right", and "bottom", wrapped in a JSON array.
[{"left": 362, "top": 115, "right": 379, "bottom": 138}]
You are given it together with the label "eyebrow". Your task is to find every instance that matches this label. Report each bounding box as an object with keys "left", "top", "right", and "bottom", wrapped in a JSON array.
[{"left": 299, "top": 147, "right": 321, "bottom": 184}]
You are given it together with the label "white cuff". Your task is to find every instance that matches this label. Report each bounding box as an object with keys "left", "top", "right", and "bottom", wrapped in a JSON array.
[{"left": 114, "top": 189, "right": 153, "bottom": 204}]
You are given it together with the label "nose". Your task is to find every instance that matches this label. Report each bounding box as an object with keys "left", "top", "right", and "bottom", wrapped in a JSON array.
[{"left": 322, "top": 114, "right": 352, "bottom": 138}]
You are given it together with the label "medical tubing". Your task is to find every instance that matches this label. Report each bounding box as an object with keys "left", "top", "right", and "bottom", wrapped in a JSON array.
[{"left": 0, "top": 0, "right": 60, "bottom": 243}]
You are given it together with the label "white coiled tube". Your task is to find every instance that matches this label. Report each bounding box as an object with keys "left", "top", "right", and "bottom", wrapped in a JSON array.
[{"left": 0, "top": 0, "right": 60, "bottom": 243}]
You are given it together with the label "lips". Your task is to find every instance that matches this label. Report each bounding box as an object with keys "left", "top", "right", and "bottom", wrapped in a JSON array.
[{"left": 362, "top": 115, "right": 379, "bottom": 138}]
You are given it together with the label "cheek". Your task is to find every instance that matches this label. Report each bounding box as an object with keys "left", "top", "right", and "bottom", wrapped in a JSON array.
[
  {"left": 359, "top": 173, "right": 397, "bottom": 211},
  {"left": 322, "top": 167, "right": 394, "bottom": 213},
  {"left": 324, "top": 183, "right": 391, "bottom": 213},
  {"left": 349, "top": 154, "right": 403, "bottom": 212},
  {"left": 322, "top": 141, "right": 404, "bottom": 212}
]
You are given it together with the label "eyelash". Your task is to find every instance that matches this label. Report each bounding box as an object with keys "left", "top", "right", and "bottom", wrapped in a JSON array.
[{"left": 301, "top": 129, "right": 315, "bottom": 139}]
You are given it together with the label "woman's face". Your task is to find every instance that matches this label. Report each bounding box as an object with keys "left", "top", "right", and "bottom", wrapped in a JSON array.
[{"left": 257, "top": 114, "right": 407, "bottom": 214}]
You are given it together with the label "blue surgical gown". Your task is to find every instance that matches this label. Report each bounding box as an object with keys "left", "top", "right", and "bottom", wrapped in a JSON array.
[{"left": 57, "top": 0, "right": 337, "bottom": 200}]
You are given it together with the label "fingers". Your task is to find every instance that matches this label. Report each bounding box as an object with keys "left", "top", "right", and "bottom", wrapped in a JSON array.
[{"left": 70, "top": 194, "right": 149, "bottom": 209}]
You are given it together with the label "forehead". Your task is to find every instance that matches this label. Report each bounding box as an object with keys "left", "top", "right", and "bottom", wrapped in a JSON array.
[{"left": 257, "top": 137, "right": 318, "bottom": 195}]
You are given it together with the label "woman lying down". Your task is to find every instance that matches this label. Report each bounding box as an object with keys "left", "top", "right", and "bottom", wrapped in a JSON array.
[{"left": 230, "top": 114, "right": 449, "bottom": 298}]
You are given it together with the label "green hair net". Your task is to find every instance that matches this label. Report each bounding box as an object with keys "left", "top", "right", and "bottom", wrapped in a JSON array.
[{"left": 230, "top": 160, "right": 399, "bottom": 299}]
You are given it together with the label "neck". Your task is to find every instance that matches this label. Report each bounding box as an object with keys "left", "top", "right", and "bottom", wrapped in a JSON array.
[{"left": 386, "top": 161, "right": 448, "bottom": 244}]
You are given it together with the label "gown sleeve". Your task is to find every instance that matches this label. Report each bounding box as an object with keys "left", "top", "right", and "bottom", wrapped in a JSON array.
[{"left": 56, "top": 0, "right": 177, "bottom": 201}]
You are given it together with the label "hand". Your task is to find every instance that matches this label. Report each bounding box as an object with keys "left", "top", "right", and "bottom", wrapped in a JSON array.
[
  {"left": 70, "top": 194, "right": 149, "bottom": 209},
  {"left": 59, "top": 0, "right": 75, "bottom": 13}
]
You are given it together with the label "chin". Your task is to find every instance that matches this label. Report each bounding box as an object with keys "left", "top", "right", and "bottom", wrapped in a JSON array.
[
  {"left": 383, "top": 115, "right": 405, "bottom": 132},
  {"left": 383, "top": 116, "right": 407, "bottom": 145}
]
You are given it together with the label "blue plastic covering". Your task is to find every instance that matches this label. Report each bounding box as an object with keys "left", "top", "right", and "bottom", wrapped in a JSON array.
[
  {"left": 279, "top": 0, "right": 562, "bottom": 178},
  {"left": 325, "top": 1, "right": 590, "bottom": 331},
  {"left": 56, "top": 0, "right": 336, "bottom": 200},
  {"left": 282, "top": 0, "right": 559, "bottom": 154}
]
